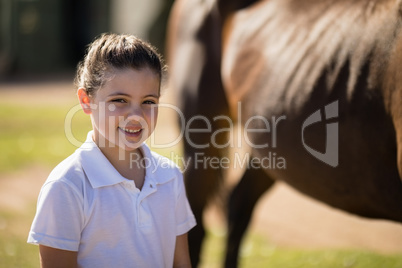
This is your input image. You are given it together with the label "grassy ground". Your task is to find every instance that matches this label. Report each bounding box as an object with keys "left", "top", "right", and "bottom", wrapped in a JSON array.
[
  {"left": 0, "top": 206, "right": 39, "bottom": 268},
  {"left": 0, "top": 102, "right": 91, "bottom": 172},
  {"left": 1, "top": 88, "right": 402, "bottom": 267},
  {"left": 201, "top": 229, "right": 402, "bottom": 268}
]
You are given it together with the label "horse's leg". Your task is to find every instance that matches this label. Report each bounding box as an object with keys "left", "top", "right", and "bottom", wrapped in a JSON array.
[
  {"left": 224, "top": 166, "right": 275, "bottom": 268},
  {"left": 182, "top": 110, "right": 229, "bottom": 267},
  {"left": 184, "top": 154, "right": 223, "bottom": 266}
]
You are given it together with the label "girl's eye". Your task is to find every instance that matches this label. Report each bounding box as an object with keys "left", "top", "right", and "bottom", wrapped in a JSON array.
[
  {"left": 111, "top": 99, "right": 126, "bottom": 103},
  {"left": 143, "top": 100, "right": 157, "bottom": 105}
]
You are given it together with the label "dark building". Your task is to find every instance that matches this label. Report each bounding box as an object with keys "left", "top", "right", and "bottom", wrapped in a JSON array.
[{"left": 0, "top": 0, "right": 111, "bottom": 76}]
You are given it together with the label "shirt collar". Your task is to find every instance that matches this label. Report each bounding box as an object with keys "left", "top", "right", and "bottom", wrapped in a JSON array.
[
  {"left": 78, "top": 131, "right": 127, "bottom": 188},
  {"left": 78, "top": 131, "right": 171, "bottom": 189}
]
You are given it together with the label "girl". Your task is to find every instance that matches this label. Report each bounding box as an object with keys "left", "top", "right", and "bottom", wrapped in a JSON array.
[{"left": 28, "top": 33, "right": 196, "bottom": 268}]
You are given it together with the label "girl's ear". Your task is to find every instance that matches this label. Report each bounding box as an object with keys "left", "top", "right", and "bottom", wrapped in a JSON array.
[{"left": 77, "top": 88, "right": 92, "bottom": 115}]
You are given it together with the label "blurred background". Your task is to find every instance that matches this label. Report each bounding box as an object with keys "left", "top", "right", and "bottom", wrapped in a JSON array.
[
  {"left": 1, "top": 1, "right": 402, "bottom": 267},
  {"left": 0, "top": 0, "right": 173, "bottom": 77}
]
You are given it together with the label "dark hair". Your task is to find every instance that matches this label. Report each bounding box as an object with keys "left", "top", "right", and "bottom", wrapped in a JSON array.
[{"left": 74, "top": 33, "right": 165, "bottom": 96}]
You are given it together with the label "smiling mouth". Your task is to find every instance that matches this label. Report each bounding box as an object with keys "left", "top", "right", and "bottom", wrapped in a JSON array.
[{"left": 119, "top": 127, "right": 142, "bottom": 134}]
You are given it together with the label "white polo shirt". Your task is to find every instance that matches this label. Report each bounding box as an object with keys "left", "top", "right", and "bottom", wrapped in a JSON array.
[{"left": 28, "top": 132, "right": 196, "bottom": 268}]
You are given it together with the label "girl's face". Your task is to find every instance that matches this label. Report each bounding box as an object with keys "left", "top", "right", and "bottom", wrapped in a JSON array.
[{"left": 82, "top": 67, "right": 160, "bottom": 154}]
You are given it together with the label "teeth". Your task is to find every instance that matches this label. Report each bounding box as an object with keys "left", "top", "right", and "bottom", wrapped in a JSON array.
[{"left": 121, "top": 127, "right": 141, "bottom": 133}]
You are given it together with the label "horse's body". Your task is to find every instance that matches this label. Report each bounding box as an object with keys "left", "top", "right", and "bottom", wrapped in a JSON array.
[{"left": 167, "top": 0, "right": 402, "bottom": 267}]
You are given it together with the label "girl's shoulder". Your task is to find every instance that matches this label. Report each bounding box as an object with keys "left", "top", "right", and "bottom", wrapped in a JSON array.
[{"left": 44, "top": 149, "right": 88, "bottom": 192}]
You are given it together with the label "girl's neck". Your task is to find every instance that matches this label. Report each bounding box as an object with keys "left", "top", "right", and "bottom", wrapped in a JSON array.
[{"left": 98, "top": 142, "right": 146, "bottom": 190}]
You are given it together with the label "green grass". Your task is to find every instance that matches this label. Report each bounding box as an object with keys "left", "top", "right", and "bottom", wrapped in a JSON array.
[
  {"left": 0, "top": 102, "right": 92, "bottom": 172},
  {"left": 201, "top": 229, "right": 402, "bottom": 268},
  {"left": 1, "top": 96, "right": 402, "bottom": 267},
  {"left": 0, "top": 209, "right": 39, "bottom": 268}
]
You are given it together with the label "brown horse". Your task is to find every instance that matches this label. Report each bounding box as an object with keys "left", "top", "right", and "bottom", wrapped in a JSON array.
[{"left": 167, "top": 0, "right": 402, "bottom": 267}]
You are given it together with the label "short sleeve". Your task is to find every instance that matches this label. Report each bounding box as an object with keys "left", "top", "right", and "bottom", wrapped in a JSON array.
[
  {"left": 27, "top": 179, "right": 84, "bottom": 251},
  {"left": 174, "top": 170, "right": 197, "bottom": 235}
]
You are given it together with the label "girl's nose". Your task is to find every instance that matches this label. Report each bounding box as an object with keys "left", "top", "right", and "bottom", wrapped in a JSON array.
[
  {"left": 123, "top": 113, "right": 149, "bottom": 131},
  {"left": 127, "top": 104, "right": 144, "bottom": 118}
]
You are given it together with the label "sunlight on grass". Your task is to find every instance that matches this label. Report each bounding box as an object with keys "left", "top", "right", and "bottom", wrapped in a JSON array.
[
  {"left": 0, "top": 103, "right": 91, "bottom": 172},
  {"left": 199, "top": 229, "right": 402, "bottom": 268},
  {"left": 0, "top": 206, "right": 39, "bottom": 268}
]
